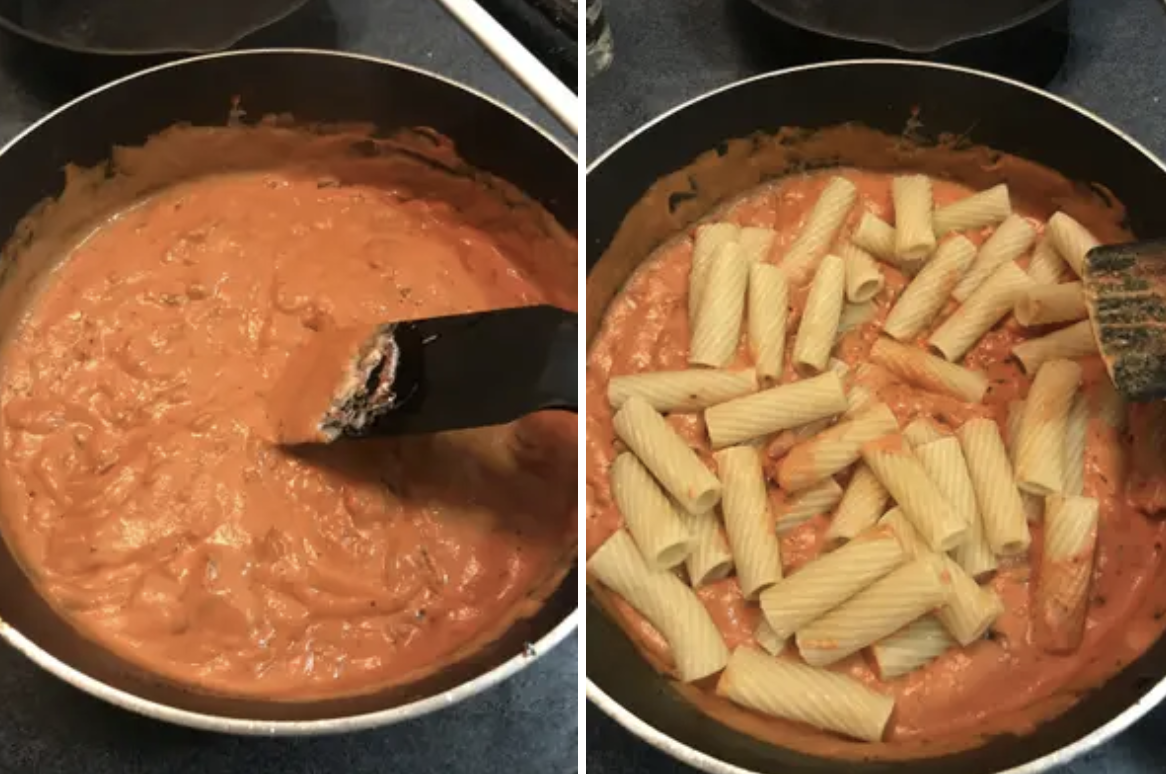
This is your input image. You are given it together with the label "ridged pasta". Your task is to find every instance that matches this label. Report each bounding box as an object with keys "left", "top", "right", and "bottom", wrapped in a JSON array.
[
  {"left": 843, "top": 383, "right": 876, "bottom": 418},
  {"left": 883, "top": 235, "right": 976, "bottom": 341},
  {"left": 796, "top": 553, "right": 953, "bottom": 667},
  {"left": 878, "top": 507, "right": 923, "bottom": 559},
  {"left": 779, "top": 176, "right": 858, "bottom": 284},
  {"left": 611, "top": 453, "right": 693, "bottom": 570},
  {"left": 759, "top": 526, "right": 905, "bottom": 639},
  {"left": 685, "top": 509, "right": 734, "bottom": 587},
  {"left": 590, "top": 530, "right": 730, "bottom": 681},
  {"left": 1026, "top": 236, "right": 1070, "bottom": 285},
  {"left": 1015, "top": 359, "right": 1082, "bottom": 495},
  {"left": 690, "top": 243, "right": 748, "bottom": 367},
  {"left": 839, "top": 242, "right": 885, "bottom": 303},
  {"left": 851, "top": 211, "right": 898, "bottom": 265},
  {"left": 892, "top": 175, "right": 937, "bottom": 262},
  {"left": 776, "top": 403, "right": 899, "bottom": 491},
  {"left": 914, "top": 436, "right": 997, "bottom": 579},
  {"left": 793, "top": 254, "right": 846, "bottom": 373},
  {"left": 1035, "top": 494, "right": 1099, "bottom": 653},
  {"left": 748, "top": 263, "right": 789, "bottom": 382},
  {"left": 738, "top": 226, "right": 777, "bottom": 264},
  {"left": 1011, "top": 320, "right": 1097, "bottom": 375},
  {"left": 934, "top": 556, "right": 1004, "bottom": 645},
  {"left": 775, "top": 477, "right": 844, "bottom": 535},
  {"left": 717, "top": 647, "right": 894, "bottom": 742},
  {"left": 836, "top": 301, "right": 878, "bottom": 342},
  {"left": 1063, "top": 393, "right": 1089, "bottom": 496},
  {"left": 932, "top": 184, "right": 1011, "bottom": 237},
  {"left": 861, "top": 435, "right": 968, "bottom": 552},
  {"left": 716, "top": 446, "right": 783, "bottom": 599},
  {"left": 608, "top": 369, "right": 758, "bottom": 412},
  {"left": 1046, "top": 211, "right": 1099, "bottom": 279},
  {"left": 1015, "top": 281, "right": 1087, "bottom": 327},
  {"left": 689, "top": 223, "right": 740, "bottom": 323},
  {"left": 1006, "top": 400, "right": 1045, "bottom": 523},
  {"left": 613, "top": 396, "right": 722, "bottom": 515},
  {"left": 930, "top": 261, "right": 1033, "bottom": 362},
  {"left": 825, "top": 463, "right": 890, "bottom": 544},
  {"left": 956, "top": 418, "right": 1031, "bottom": 556},
  {"left": 754, "top": 618, "right": 787, "bottom": 656},
  {"left": 871, "top": 616, "right": 956, "bottom": 679},
  {"left": 870, "top": 337, "right": 989, "bottom": 403},
  {"left": 902, "top": 417, "right": 945, "bottom": 447},
  {"left": 705, "top": 371, "right": 848, "bottom": 449},
  {"left": 952, "top": 214, "right": 1036, "bottom": 302}
]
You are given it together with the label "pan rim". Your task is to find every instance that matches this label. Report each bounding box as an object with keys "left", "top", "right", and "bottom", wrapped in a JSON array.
[
  {"left": 0, "top": 47, "right": 578, "bottom": 735},
  {"left": 585, "top": 57, "right": 1166, "bottom": 773}
]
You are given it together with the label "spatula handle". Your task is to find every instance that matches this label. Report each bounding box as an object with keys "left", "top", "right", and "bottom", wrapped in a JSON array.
[{"left": 532, "top": 311, "right": 578, "bottom": 414}]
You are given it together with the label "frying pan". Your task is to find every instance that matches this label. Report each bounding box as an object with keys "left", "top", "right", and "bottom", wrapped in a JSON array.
[
  {"left": 746, "top": 0, "right": 1064, "bottom": 52},
  {"left": 0, "top": 0, "right": 310, "bottom": 54},
  {"left": 586, "top": 60, "right": 1166, "bottom": 774},
  {"left": 0, "top": 48, "right": 577, "bottom": 734}
]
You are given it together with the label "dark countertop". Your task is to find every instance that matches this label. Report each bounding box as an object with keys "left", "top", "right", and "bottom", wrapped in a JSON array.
[
  {"left": 587, "top": 0, "right": 1166, "bottom": 772},
  {"left": 0, "top": 1, "right": 577, "bottom": 773}
]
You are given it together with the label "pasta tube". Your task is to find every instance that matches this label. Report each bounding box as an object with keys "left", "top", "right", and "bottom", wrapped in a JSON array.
[
  {"left": 840, "top": 242, "right": 885, "bottom": 303},
  {"left": 717, "top": 647, "right": 894, "bottom": 743},
  {"left": 608, "top": 369, "right": 758, "bottom": 412},
  {"left": 825, "top": 463, "right": 889, "bottom": 544},
  {"left": 1026, "top": 236, "right": 1070, "bottom": 285},
  {"left": 776, "top": 403, "right": 899, "bottom": 491},
  {"left": 883, "top": 235, "right": 976, "bottom": 341},
  {"left": 685, "top": 509, "right": 734, "bottom": 587},
  {"left": 705, "top": 371, "right": 847, "bottom": 449},
  {"left": 1064, "top": 393, "right": 1088, "bottom": 496},
  {"left": 871, "top": 616, "right": 956, "bottom": 679},
  {"left": 589, "top": 530, "right": 729, "bottom": 681},
  {"left": 892, "top": 175, "right": 937, "bottom": 262},
  {"left": 861, "top": 435, "right": 968, "bottom": 552},
  {"left": 957, "top": 418, "right": 1031, "bottom": 556},
  {"left": 1011, "top": 320, "right": 1097, "bottom": 375},
  {"left": 836, "top": 301, "right": 878, "bottom": 341},
  {"left": 1035, "top": 494, "right": 1099, "bottom": 653},
  {"left": 934, "top": 556, "right": 1004, "bottom": 645},
  {"left": 870, "top": 337, "right": 988, "bottom": 403},
  {"left": 1006, "top": 400, "right": 1045, "bottom": 523},
  {"left": 1015, "top": 359, "right": 1082, "bottom": 495},
  {"left": 759, "top": 525, "right": 905, "bottom": 640},
  {"left": 715, "top": 446, "right": 783, "bottom": 599},
  {"left": 796, "top": 553, "right": 953, "bottom": 667},
  {"left": 793, "top": 253, "right": 846, "bottom": 373},
  {"left": 932, "top": 184, "right": 1011, "bottom": 237},
  {"left": 775, "top": 477, "right": 844, "bottom": 535},
  {"left": 613, "top": 396, "right": 722, "bottom": 515},
  {"left": 851, "top": 211, "right": 898, "bottom": 265},
  {"left": 878, "top": 507, "right": 923, "bottom": 559},
  {"left": 1014, "top": 282, "right": 1087, "bottom": 327},
  {"left": 748, "top": 263, "right": 789, "bottom": 382},
  {"left": 914, "top": 436, "right": 997, "bottom": 579},
  {"left": 754, "top": 618, "right": 787, "bottom": 655},
  {"left": 611, "top": 453, "right": 693, "bottom": 570},
  {"left": 738, "top": 226, "right": 776, "bottom": 264},
  {"left": 952, "top": 214, "right": 1036, "bottom": 301},
  {"left": 690, "top": 243, "right": 748, "bottom": 367},
  {"left": 1046, "top": 211, "right": 1099, "bottom": 279},
  {"left": 902, "top": 417, "right": 945, "bottom": 447},
  {"left": 779, "top": 176, "right": 858, "bottom": 283},
  {"left": 930, "top": 261, "right": 1033, "bottom": 362},
  {"left": 689, "top": 223, "right": 740, "bottom": 323}
]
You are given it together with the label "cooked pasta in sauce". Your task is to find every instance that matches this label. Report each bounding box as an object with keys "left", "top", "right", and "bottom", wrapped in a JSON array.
[
  {"left": 586, "top": 167, "right": 1166, "bottom": 758},
  {"left": 0, "top": 129, "right": 577, "bottom": 700}
]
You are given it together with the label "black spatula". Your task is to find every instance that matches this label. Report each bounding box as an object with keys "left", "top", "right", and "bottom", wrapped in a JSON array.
[
  {"left": 268, "top": 304, "right": 577, "bottom": 443},
  {"left": 1084, "top": 240, "right": 1166, "bottom": 402}
]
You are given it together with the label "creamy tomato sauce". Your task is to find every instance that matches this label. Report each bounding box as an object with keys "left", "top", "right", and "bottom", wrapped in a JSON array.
[
  {"left": 0, "top": 144, "right": 576, "bottom": 700},
  {"left": 586, "top": 168, "right": 1166, "bottom": 758}
]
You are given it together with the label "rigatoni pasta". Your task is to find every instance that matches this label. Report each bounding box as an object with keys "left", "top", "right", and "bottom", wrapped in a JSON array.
[
  {"left": 861, "top": 435, "right": 968, "bottom": 552},
  {"left": 1015, "top": 359, "right": 1082, "bottom": 495},
  {"left": 1006, "top": 400, "right": 1045, "bottom": 523},
  {"left": 870, "top": 337, "right": 989, "bottom": 403},
  {"left": 1046, "top": 211, "right": 1099, "bottom": 279},
  {"left": 685, "top": 509, "right": 735, "bottom": 587},
  {"left": 779, "top": 176, "right": 858, "bottom": 283},
  {"left": 840, "top": 242, "right": 885, "bottom": 303},
  {"left": 715, "top": 446, "right": 782, "bottom": 599},
  {"left": 689, "top": 242, "right": 748, "bottom": 367},
  {"left": 608, "top": 369, "right": 758, "bottom": 412},
  {"left": 892, "top": 175, "right": 937, "bottom": 262},
  {"left": 957, "top": 418, "right": 1031, "bottom": 556},
  {"left": 689, "top": 223, "right": 740, "bottom": 323},
  {"left": 952, "top": 214, "right": 1036, "bottom": 302},
  {"left": 934, "top": 556, "right": 1003, "bottom": 646},
  {"left": 883, "top": 235, "right": 976, "bottom": 341},
  {"left": 914, "top": 437, "right": 997, "bottom": 579},
  {"left": 775, "top": 477, "right": 844, "bottom": 534},
  {"left": 748, "top": 262, "right": 789, "bottom": 382},
  {"left": 932, "top": 184, "right": 1011, "bottom": 237},
  {"left": 589, "top": 530, "right": 729, "bottom": 681},
  {"left": 1035, "top": 495, "right": 1099, "bottom": 653},
  {"left": 717, "top": 647, "right": 894, "bottom": 742},
  {"left": 705, "top": 371, "right": 848, "bottom": 449},
  {"left": 851, "top": 211, "right": 900, "bottom": 266},
  {"left": 738, "top": 226, "right": 776, "bottom": 264},
  {"left": 1026, "top": 236, "right": 1070, "bottom": 285},
  {"left": 824, "top": 463, "right": 890, "bottom": 544},
  {"left": 793, "top": 253, "right": 846, "bottom": 373},
  {"left": 610, "top": 453, "right": 693, "bottom": 570},
  {"left": 1011, "top": 320, "right": 1097, "bottom": 375},
  {"left": 929, "top": 260, "right": 1033, "bottom": 362},
  {"left": 776, "top": 403, "right": 899, "bottom": 491},
  {"left": 871, "top": 616, "right": 956, "bottom": 679},
  {"left": 1014, "top": 282, "right": 1087, "bottom": 327}
]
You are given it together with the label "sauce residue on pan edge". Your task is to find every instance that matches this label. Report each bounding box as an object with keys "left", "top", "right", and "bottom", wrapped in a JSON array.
[
  {"left": 0, "top": 123, "right": 578, "bottom": 700},
  {"left": 586, "top": 127, "right": 1166, "bottom": 760}
]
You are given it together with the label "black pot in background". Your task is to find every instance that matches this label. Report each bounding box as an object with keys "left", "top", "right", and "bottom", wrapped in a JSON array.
[{"left": 587, "top": 60, "right": 1166, "bottom": 774}]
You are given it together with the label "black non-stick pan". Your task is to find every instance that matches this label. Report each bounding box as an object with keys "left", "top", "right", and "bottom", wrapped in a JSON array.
[
  {"left": 747, "top": 0, "right": 1063, "bottom": 52},
  {"left": 587, "top": 60, "right": 1166, "bottom": 774}
]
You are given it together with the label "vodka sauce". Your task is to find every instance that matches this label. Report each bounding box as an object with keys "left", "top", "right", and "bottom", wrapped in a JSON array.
[
  {"left": 0, "top": 127, "right": 577, "bottom": 700},
  {"left": 586, "top": 168, "right": 1166, "bottom": 759}
]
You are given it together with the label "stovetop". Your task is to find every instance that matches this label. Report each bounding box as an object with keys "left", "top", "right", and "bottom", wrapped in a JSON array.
[{"left": 0, "top": 2, "right": 577, "bottom": 773}]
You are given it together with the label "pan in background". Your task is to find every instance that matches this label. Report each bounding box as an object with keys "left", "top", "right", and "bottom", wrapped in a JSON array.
[
  {"left": 746, "top": 0, "right": 1063, "bottom": 52},
  {"left": 587, "top": 60, "right": 1166, "bottom": 774}
]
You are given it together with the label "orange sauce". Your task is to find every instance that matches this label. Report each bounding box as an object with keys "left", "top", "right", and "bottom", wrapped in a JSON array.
[{"left": 586, "top": 168, "right": 1166, "bottom": 758}]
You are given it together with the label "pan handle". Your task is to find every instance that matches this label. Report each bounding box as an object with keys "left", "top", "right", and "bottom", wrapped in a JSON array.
[{"left": 432, "top": 0, "right": 578, "bottom": 136}]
